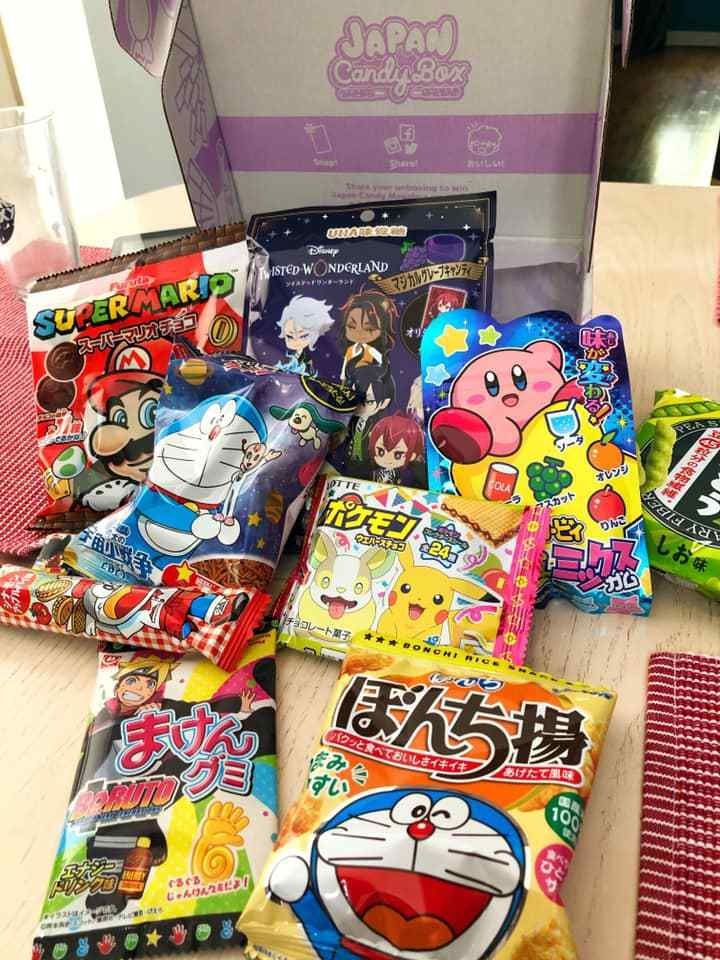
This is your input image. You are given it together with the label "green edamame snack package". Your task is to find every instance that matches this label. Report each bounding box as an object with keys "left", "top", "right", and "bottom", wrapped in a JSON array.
[{"left": 639, "top": 388, "right": 720, "bottom": 600}]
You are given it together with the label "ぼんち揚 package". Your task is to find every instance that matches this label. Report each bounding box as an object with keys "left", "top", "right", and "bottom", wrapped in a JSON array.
[
  {"left": 33, "top": 631, "right": 277, "bottom": 960},
  {"left": 27, "top": 225, "right": 265, "bottom": 529},
  {"left": 276, "top": 475, "right": 549, "bottom": 665},
  {"left": 239, "top": 632, "right": 615, "bottom": 960}
]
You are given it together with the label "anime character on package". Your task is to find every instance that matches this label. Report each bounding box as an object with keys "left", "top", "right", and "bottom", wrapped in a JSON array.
[
  {"left": 60, "top": 346, "right": 358, "bottom": 591},
  {"left": 26, "top": 226, "right": 266, "bottom": 528},
  {"left": 32, "top": 634, "right": 277, "bottom": 959},
  {"left": 276, "top": 475, "right": 549, "bottom": 665},
  {"left": 247, "top": 193, "right": 496, "bottom": 486},
  {"left": 239, "top": 632, "right": 616, "bottom": 960},
  {"left": 422, "top": 309, "right": 652, "bottom": 616}
]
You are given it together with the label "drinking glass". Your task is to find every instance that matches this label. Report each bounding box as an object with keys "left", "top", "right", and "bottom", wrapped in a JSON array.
[
  {"left": 0, "top": 106, "right": 79, "bottom": 297},
  {"left": 545, "top": 400, "right": 581, "bottom": 450}
]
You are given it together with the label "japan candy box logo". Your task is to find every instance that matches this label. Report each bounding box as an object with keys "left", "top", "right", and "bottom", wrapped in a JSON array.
[
  {"left": 266, "top": 787, "right": 527, "bottom": 960},
  {"left": 327, "top": 15, "right": 471, "bottom": 104}
]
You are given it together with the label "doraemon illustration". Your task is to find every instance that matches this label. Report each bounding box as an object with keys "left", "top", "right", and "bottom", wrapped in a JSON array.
[
  {"left": 133, "top": 392, "right": 280, "bottom": 564},
  {"left": 267, "top": 788, "right": 527, "bottom": 960}
]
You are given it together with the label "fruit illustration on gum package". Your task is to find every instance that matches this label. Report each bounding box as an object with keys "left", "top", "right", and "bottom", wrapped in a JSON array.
[
  {"left": 588, "top": 485, "right": 625, "bottom": 523},
  {"left": 587, "top": 431, "right": 623, "bottom": 470},
  {"left": 526, "top": 456, "right": 573, "bottom": 503}
]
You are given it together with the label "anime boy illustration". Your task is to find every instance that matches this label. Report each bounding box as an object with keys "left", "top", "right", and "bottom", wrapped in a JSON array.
[
  {"left": 368, "top": 414, "right": 424, "bottom": 485},
  {"left": 340, "top": 289, "right": 397, "bottom": 387},
  {"left": 277, "top": 295, "right": 335, "bottom": 374},
  {"left": 77, "top": 343, "right": 163, "bottom": 512}
]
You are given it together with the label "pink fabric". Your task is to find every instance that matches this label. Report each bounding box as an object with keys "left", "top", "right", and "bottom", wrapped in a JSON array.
[{"left": 0, "top": 247, "right": 109, "bottom": 556}]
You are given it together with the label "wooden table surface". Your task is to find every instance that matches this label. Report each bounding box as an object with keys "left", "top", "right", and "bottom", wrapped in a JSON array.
[{"left": 2, "top": 182, "right": 719, "bottom": 958}]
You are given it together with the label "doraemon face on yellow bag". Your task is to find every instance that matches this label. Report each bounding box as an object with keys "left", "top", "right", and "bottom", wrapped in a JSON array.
[{"left": 422, "top": 310, "right": 652, "bottom": 616}]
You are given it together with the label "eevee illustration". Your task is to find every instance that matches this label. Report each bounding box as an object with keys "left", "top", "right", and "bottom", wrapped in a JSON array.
[{"left": 299, "top": 530, "right": 395, "bottom": 639}]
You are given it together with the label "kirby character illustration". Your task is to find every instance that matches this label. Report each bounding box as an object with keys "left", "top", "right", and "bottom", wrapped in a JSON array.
[
  {"left": 429, "top": 340, "right": 582, "bottom": 465},
  {"left": 266, "top": 787, "right": 527, "bottom": 960}
]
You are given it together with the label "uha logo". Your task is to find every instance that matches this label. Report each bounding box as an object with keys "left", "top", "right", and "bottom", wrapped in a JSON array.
[
  {"left": 467, "top": 124, "right": 503, "bottom": 158},
  {"left": 327, "top": 15, "right": 471, "bottom": 104}
]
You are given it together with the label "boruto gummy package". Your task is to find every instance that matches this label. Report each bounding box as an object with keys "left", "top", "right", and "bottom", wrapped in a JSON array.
[
  {"left": 247, "top": 193, "right": 495, "bottom": 485},
  {"left": 33, "top": 631, "right": 277, "bottom": 960},
  {"left": 422, "top": 309, "right": 652, "bottom": 615},
  {"left": 276, "top": 475, "right": 549, "bottom": 665},
  {"left": 239, "top": 632, "right": 616, "bottom": 960},
  {"left": 27, "top": 225, "right": 265, "bottom": 529},
  {"left": 61, "top": 348, "right": 358, "bottom": 591}
]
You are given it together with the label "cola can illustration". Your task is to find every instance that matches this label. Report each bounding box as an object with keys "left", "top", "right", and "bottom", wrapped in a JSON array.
[{"left": 483, "top": 462, "right": 519, "bottom": 501}]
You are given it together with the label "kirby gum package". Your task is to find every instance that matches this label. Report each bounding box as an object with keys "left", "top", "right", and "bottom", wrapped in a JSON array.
[
  {"left": 422, "top": 310, "right": 652, "bottom": 616},
  {"left": 58, "top": 348, "right": 358, "bottom": 592},
  {"left": 33, "top": 631, "right": 277, "bottom": 960},
  {"left": 239, "top": 632, "right": 616, "bottom": 960},
  {"left": 26, "top": 225, "right": 266, "bottom": 529},
  {"left": 0, "top": 563, "right": 268, "bottom": 670},
  {"left": 276, "top": 475, "right": 549, "bottom": 664},
  {"left": 638, "top": 388, "right": 720, "bottom": 600},
  {"left": 246, "top": 193, "right": 496, "bottom": 486}
]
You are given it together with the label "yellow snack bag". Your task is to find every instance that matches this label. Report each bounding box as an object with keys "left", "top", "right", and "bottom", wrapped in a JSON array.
[{"left": 239, "top": 634, "right": 615, "bottom": 960}]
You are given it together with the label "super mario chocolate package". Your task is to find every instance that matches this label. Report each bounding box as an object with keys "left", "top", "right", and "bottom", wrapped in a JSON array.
[
  {"left": 247, "top": 193, "right": 496, "bottom": 485},
  {"left": 33, "top": 632, "right": 277, "bottom": 960},
  {"left": 276, "top": 475, "right": 549, "bottom": 665},
  {"left": 0, "top": 563, "right": 268, "bottom": 670},
  {"left": 27, "top": 225, "right": 267, "bottom": 529},
  {"left": 239, "top": 632, "right": 616, "bottom": 960},
  {"left": 422, "top": 309, "right": 652, "bottom": 615},
  {"left": 60, "top": 347, "right": 358, "bottom": 591},
  {"left": 638, "top": 388, "right": 720, "bottom": 600}
]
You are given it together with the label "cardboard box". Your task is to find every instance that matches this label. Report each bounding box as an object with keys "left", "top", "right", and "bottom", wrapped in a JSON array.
[{"left": 110, "top": 0, "right": 624, "bottom": 319}]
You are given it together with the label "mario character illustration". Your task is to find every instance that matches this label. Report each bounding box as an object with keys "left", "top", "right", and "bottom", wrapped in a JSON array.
[
  {"left": 270, "top": 401, "right": 346, "bottom": 451},
  {"left": 77, "top": 343, "right": 163, "bottom": 512},
  {"left": 267, "top": 788, "right": 527, "bottom": 960},
  {"left": 429, "top": 340, "right": 583, "bottom": 467}
]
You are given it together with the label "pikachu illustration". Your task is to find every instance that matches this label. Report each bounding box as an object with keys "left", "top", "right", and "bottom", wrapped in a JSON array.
[
  {"left": 299, "top": 530, "right": 395, "bottom": 640},
  {"left": 377, "top": 546, "right": 499, "bottom": 644}
]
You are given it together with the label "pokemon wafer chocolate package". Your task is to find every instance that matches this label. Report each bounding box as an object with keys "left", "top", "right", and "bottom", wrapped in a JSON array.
[
  {"left": 27, "top": 225, "right": 265, "bottom": 529},
  {"left": 276, "top": 476, "right": 549, "bottom": 665},
  {"left": 639, "top": 388, "right": 720, "bottom": 600},
  {"left": 33, "top": 631, "right": 277, "bottom": 960},
  {"left": 422, "top": 309, "right": 652, "bottom": 616},
  {"left": 239, "top": 633, "right": 615, "bottom": 960}
]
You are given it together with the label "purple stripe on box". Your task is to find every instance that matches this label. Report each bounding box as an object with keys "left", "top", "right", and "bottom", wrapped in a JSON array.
[{"left": 219, "top": 113, "right": 598, "bottom": 175}]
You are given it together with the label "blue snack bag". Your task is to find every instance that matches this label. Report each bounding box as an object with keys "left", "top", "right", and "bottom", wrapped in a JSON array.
[
  {"left": 62, "top": 347, "right": 358, "bottom": 590},
  {"left": 247, "top": 193, "right": 496, "bottom": 486},
  {"left": 422, "top": 309, "right": 652, "bottom": 615}
]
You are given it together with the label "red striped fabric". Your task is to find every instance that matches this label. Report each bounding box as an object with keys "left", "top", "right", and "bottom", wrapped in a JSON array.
[
  {"left": 0, "top": 247, "right": 109, "bottom": 556},
  {"left": 636, "top": 652, "right": 720, "bottom": 960}
]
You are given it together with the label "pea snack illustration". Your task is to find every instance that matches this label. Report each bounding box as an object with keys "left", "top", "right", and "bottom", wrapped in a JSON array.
[{"left": 639, "top": 389, "right": 720, "bottom": 600}]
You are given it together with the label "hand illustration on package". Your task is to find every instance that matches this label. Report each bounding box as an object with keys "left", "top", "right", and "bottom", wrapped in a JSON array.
[
  {"left": 33, "top": 632, "right": 277, "bottom": 960},
  {"left": 422, "top": 309, "right": 652, "bottom": 615}
]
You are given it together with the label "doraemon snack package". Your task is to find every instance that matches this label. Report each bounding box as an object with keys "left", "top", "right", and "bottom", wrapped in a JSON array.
[
  {"left": 27, "top": 224, "right": 266, "bottom": 529},
  {"left": 239, "top": 632, "right": 616, "bottom": 960},
  {"left": 638, "top": 388, "right": 720, "bottom": 600},
  {"left": 0, "top": 563, "right": 268, "bottom": 670},
  {"left": 32, "top": 632, "right": 277, "bottom": 960},
  {"left": 276, "top": 476, "right": 549, "bottom": 665},
  {"left": 247, "top": 193, "right": 496, "bottom": 485},
  {"left": 422, "top": 309, "right": 652, "bottom": 616},
  {"left": 60, "top": 348, "right": 358, "bottom": 592}
]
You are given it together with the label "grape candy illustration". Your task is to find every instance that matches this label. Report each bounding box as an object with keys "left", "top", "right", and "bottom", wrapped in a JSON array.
[{"left": 526, "top": 456, "right": 573, "bottom": 502}]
